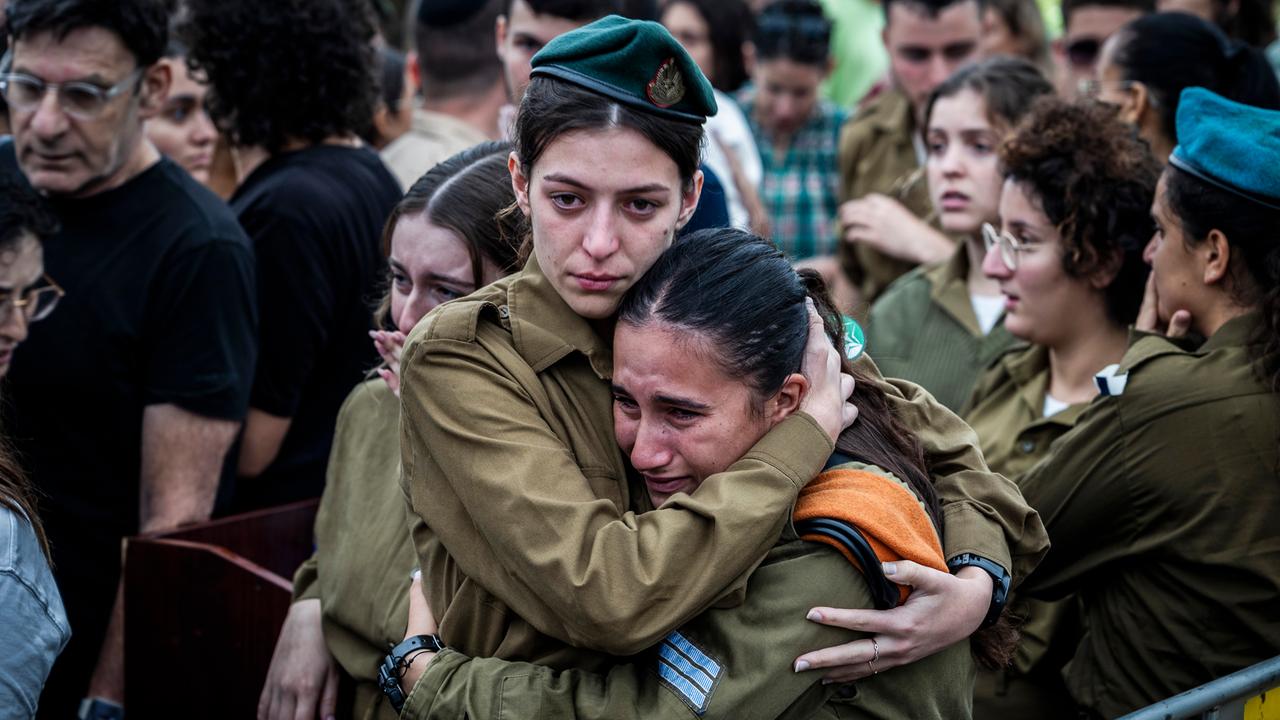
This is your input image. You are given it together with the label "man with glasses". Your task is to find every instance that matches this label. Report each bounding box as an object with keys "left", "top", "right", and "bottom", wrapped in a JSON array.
[
  {"left": 0, "top": 0, "right": 257, "bottom": 717},
  {"left": 1054, "top": 0, "right": 1153, "bottom": 97},
  {"left": 835, "top": 0, "right": 983, "bottom": 311}
]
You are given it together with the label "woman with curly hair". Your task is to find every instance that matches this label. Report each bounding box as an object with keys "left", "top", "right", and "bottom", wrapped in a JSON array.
[
  {"left": 963, "top": 97, "right": 1160, "bottom": 717},
  {"left": 179, "top": 0, "right": 404, "bottom": 509},
  {"left": 1011, "top": 88, "right": 1280, "bottom": 719}
]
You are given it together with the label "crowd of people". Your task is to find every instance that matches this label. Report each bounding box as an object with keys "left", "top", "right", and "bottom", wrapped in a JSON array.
[{"left": 0, "top": 0, "right": 1277, "bottom": 718}]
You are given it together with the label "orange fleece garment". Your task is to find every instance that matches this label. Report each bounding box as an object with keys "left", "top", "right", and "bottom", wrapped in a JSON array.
[{"left": 793, "top": 467, "right": 947, "bottom": 604}]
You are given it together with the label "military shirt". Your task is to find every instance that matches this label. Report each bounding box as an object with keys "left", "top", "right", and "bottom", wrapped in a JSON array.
[
  {"left": 292, "top": 379, "right": 412, "bottom": 720},
  {"left": 401, "top": 466, "right": 976, "bottom": 720},
  {"left": 836, "top": 89, "right": 940, "bottom": 307},
  {"left": 397, "top": 255, "right": 1046, "bottom": 672},
  {"left": 868, "top": 243, "right": 1015, "bottom": 412},
  {"left": 1018, "top": 314, "right": 1280, "bottom": 717}
]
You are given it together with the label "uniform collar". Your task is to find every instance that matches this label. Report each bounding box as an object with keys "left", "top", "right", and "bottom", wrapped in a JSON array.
[
  {"left": 1201, "top": 311, "right": 1262, "bottom": 353},
  {"left": 864, "top": 88, "right": 916, "bottom": 138},
  {"left": 505, "top": 254, "right": 614, "bottom": 378},
  {"left": 926, "top": 243, "right": 982, "bottom": 336},
  {"left": 993, "top": 345, "right": 1081, "bottom": 427}
]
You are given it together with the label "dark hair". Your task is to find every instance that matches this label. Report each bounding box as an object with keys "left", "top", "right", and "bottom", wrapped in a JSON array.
[
  {"left": 415, "top": 0, "right": 503, "bottom": 102},
  {"left": 179, "top": 0, "right": 379, "bottom": 153},
  {"left": 507, "top": 77, "right": 704, "bottom": 261},
  {"left": 378, "top": 47, "right": 408, "bottom": 113},
  {"left": 6, "top": 0, "right": 168, "bottom": 67},
  {"left": 1060, "top": 0, "right": 1152, "bottom": 30},
  {"left": 923, "top": 56, "right": 1054, "bottom": 134},
  {"left": 618, "top": 228, "right": 940, "bottom": 524},
  {"left": 619, "top": 226, "right": 1019, "bottom": 668},
  {"left": 1, "top": 175, "right": 60, "bottom": 250},
  {"left": 1222, "top": 0, "right": 1277, "bottom": 47},
  {"left": 662, "top": 0, "right": 753, "bottom": 92},
  {"left": 754, "top": 0, "right": 831, "bottom": 66},
  {"left": 502, "top": 0, "right": 623, "bottom": 20},
  {"left": 0, "top": 176, "right": 55, "bottom": 561},
  {"left": 375, "top": 141, "right": 522, "bottom": 328},
  {"left": 1000, "top": 98, "right": 1159, "bottom": 326},
  {"left": 883, "top": 0, "right": 985, "bottom": 23},
  {"left": 1165, "top": 166, "right": 1280, "bottom": 394},
  {"left": 1109, "top": 13, "right": 1280, "bottom": 147}
]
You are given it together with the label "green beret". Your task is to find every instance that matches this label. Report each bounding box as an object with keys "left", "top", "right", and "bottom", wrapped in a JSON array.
[
  {"left": 530, "top": 15, "right": 718, "bottom": 124},
  {"left": 1170, "top": 87, "right": 1280, "bottom": 210}
]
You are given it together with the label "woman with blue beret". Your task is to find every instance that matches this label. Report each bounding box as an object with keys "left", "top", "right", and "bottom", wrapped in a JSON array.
[{"left": 1014, "top": 87, "right": 1280, "bottom": 718}]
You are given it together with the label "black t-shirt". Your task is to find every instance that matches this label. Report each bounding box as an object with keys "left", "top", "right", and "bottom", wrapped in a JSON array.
[
  {"left": 0, "top": 142, "right": 257, "bottom": 705},
  {"left": 229, "top": 144, "right": 401, "bottom": 509}
]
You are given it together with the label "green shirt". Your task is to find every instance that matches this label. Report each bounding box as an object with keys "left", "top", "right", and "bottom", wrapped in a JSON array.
[
  {"left": 868, "top": 244, "right": 1015, "bottom": 412},
  {"left": 1019, "top": 314, "right": 1280, "bottom": 717},
  {"left": 292, "top": 379, "right": 413, "bottom": 720},
  {"left": 402, "top": 465, "right": 976, "bottom": 720}
]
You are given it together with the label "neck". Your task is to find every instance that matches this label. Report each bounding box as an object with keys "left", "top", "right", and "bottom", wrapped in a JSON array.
[
  {"left": 1196, "top": 294, "right": 1253, "bottom": 340},
  {"left": 422, "top": 81, "right": 506, "bottom": 140},
  {"left": 964, "top": 236, "right": 1000, "bottom": 296},
  {"left": 78, "top": 135, "right": 161, "bottom": 198},
  {"left": 232, "top": 134, "right": 361, "bottom": 184},
  {"left": 1047, "top": 319, "right": 1129, "bottom": 405}
]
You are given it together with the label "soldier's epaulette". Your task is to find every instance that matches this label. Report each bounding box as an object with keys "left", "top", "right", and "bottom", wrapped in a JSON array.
[
  {"left": 1117, "top": 334, "right": 1188, "bottom": 375},
  {"left": 984, "top": 340, "right": 1034, "bottom": 371},
  {"left": 417, "top": 298, "right": 503, "bottom": 345}
]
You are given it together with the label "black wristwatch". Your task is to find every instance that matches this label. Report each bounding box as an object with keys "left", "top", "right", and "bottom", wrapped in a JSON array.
[
  {"left": 947, "top": 553, "right": 1011, "bottom": 628},
  {"left": 378, "top": 634, "right": 445, "bottom": 713}
]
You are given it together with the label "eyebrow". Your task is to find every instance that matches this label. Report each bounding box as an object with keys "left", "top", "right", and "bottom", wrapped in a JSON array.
[
  {"left": 654, "top": 393, "right": 712, "bottom": 410},
  {"left": 541, "top": 173, "right": 671, "bottom": 195}
]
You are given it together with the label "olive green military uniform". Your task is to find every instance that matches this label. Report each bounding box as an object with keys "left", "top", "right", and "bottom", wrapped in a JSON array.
[
  {"left": 292, "top": 379, "right": 412, "bottom": 720},
  {"left": 867, "top": 244, "right": 1015, "bottom": 412},
  {"left": 1018, "top": 315, "right": 1280, "bottom": 717},
  {"left": 400, "top": 463, "right": 976, "bottom": 720},
  {"left": 397, "top": 255, "right": 1047, "bottom": 674},
  {"left": 836, "top": 89, "right": 940, "bottom": 307},
  {"left": 962, "top": 345, "right": 1088, "bottom": 719}
]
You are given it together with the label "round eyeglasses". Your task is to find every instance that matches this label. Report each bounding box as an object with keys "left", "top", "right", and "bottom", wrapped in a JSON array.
[
  {"left": 0, "top": 67, "right": 144, "bottom": 120},
  {"left": 1, "top": 275, "right": 65, "bottom": 325},
  {"left": 981, "top": 223, "right": 1025, "bottom": 270}
]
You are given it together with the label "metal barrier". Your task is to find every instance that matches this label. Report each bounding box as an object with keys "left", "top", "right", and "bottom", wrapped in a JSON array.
[{"left": 1119, "top": 655, "right": 1280, "bottom": 720}]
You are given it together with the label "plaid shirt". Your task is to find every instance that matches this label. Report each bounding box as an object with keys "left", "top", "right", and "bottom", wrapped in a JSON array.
[{"left": 741, "top": 95, "right": 849, "bottom": 261}]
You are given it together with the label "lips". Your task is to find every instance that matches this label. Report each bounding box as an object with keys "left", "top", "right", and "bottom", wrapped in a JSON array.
[
  {"left": 644, "top": 475, "right": 692, "bottom": 496},
  {"left": 573, "top": 273, "right": 623, "bottom": 292},
  {"left": 938, "top": 190, "right": 971, "bottom": 211}
]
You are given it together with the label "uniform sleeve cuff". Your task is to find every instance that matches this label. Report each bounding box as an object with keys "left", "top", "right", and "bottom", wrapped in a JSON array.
[
  {"left": 741, "top": 412, "right": 835, "bottom": 491},
  {"left": 941, "top": 503, "right": 1012, "bottom": 576},
  {"left": 291, "top": 554, "right": 321, "bottom": 602},
  {"left": 401, "top": 649, "right": 466, "bottom": 718}
]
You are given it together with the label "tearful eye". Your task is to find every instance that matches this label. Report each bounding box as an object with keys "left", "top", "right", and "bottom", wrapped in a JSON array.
[{"left": 551, "top": 193, "right": 583, "bottom": 210}]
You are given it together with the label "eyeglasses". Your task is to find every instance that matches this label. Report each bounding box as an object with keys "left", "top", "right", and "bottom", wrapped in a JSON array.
[
  {"left": 0, "top": 275, "right": 65, "bottom": 324},
  {"left": 981, "top": 223, "right": 1026, "bottom": 270},
  {"left": 0, "top": 67, "right": 144, "bottom": 120},
  {"left": 1064, "top": 37, "right": 1101, "bottom": 69}
]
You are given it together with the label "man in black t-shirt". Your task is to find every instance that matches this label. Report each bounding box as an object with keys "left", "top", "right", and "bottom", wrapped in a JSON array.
[
  {"left": 0, "top": 0, "right": 257, "bottom": 716},
  {"left": 181, "top": 0, "right": 403, "bottom": 510}
]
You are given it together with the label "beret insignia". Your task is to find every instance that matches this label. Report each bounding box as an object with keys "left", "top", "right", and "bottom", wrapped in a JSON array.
[{"left": 646, "top": 57, "right": 686, "bottom": 109}]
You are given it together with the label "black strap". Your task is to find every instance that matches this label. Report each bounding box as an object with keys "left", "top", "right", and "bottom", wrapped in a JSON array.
[
  {"left": 822, "top": 450, "right": 864, "bottom": 471},
  {"left": 794, "top": 517, "right": 899, "bottom": 610}
]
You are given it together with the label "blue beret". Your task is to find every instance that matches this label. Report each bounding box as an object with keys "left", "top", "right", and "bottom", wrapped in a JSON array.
[
  {"left": 1170, "top": 87, "right": 1280, "bottom": 210},
  {"left": 529, "top": 15, "right": 717, "bottom": 123}
]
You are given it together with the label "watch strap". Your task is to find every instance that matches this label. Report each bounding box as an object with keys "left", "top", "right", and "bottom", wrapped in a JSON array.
[
  {"left": 947, "top": 553, "right": 1011, "bottom": 628},
  {"left": 378, "top": 634, "right": 445, "bottom": 713}
]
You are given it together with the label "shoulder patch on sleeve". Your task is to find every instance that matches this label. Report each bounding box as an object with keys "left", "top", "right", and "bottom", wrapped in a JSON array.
[
  {"left": 657, "top": 631, "right": 724, "bottom": 715},
  {"left": 1093, "top": 363, "right": 1129, "bottom": 397}
]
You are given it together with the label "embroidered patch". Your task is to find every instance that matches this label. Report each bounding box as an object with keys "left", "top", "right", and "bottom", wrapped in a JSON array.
[
  {"left": 656, "top": 631, "right": 723, "bottom": 715},
  {"left": 646, "top": 57, "right": 685, "bottom": 108},
  {"left": 1094, "top": 363, "right": 1129, "bottom": 396},
  {"left": 842, "top": 315, "right": 866, "bottom": 361}
]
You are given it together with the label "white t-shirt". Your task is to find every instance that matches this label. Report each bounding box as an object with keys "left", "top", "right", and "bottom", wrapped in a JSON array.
[
  {"left": 1043, "top": 393, "right": 1071, "bottom": 418},
  {"left": 703, "top": 89, "right": 764, "bottom": 230},
  {"left": 969, "top": 293, "right": 1005, "bottom": 335}
]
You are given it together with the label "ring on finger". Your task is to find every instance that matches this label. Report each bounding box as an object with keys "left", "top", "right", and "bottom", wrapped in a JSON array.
[{"left": 867, "top": 638, "right": 880, "bottom": 676}]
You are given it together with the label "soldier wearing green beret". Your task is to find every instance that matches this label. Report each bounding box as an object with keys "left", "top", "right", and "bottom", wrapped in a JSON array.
[
  {"left": 390, "top": 13, "right": 1046, "bottom": 715},
  {"left": 1014, "top": 88, "right": 1280, "bottom": 717}
]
